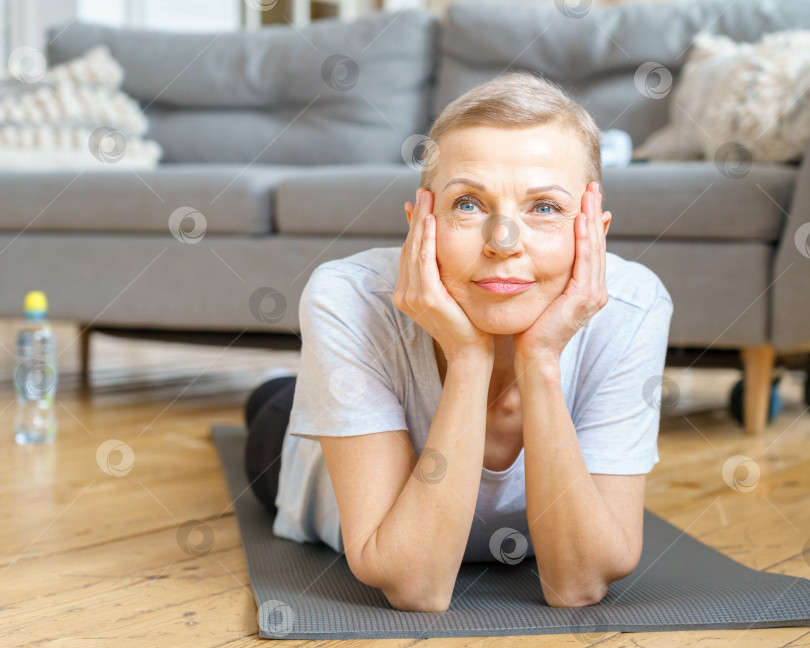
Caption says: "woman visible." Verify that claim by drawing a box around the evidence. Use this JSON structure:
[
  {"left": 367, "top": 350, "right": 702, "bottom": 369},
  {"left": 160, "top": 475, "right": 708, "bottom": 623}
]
[{"left": 243, "top": 71, "right": 674, "bottom": 611}]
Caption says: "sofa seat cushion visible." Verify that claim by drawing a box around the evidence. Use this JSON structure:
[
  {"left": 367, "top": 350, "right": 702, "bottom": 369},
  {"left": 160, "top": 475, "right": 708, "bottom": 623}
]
[
  {"left": 600, "top": 161, "right": 797, "bottom": 241},
  {"left": 0, "top": 163, "right": 310, "bottom": 235},
  {"left": 275, "top": 163, "right": 421, "bottom": 237},
  {"left": 274, "top": 161, "right": 797, "bottom": 241}
]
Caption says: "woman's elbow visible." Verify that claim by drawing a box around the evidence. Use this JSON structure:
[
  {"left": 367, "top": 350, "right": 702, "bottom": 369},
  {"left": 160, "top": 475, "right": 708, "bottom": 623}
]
[
  {"left": 383, "top": 582, "right": 452, "bottom": 612},
  {"left": 544, "top": 582, "right": 610, "bottom": 608}
]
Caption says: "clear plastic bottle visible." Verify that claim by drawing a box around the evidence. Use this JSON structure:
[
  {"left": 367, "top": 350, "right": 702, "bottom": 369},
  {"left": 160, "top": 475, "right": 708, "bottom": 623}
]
[{"left": 14, "top": 290, "right": 58, "bottom": 444}]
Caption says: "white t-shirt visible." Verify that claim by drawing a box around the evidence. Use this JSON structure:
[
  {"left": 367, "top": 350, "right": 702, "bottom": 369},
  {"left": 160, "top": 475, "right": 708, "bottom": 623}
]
[{"left": 273, "top": 246, "right": 674, "bottom": 562}]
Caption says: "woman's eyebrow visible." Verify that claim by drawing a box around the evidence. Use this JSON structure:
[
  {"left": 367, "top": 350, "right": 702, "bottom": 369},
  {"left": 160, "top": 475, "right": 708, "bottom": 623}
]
[{"left": 442, "top": 177, "right": 573, "bottom": 198}]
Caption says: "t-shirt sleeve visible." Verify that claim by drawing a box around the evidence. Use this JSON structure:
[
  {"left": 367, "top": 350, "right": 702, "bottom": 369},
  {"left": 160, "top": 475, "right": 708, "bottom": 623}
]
[
  {"left": 286, "top": 265, "right": 409, "bottom": 442},
  {"left": 574, "top": 292, "right": 674, "bottom": 475}
]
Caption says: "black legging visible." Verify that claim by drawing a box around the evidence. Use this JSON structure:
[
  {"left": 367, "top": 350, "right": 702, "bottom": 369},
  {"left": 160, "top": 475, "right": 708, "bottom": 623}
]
[{"left": 243, "top": 375, "right": 297, "bottom": 518}]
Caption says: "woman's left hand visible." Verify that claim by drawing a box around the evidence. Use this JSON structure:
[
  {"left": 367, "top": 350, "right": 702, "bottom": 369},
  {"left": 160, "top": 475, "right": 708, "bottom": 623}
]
[{"left": 513, "top": 181, "right": 611, "bottom": 366}]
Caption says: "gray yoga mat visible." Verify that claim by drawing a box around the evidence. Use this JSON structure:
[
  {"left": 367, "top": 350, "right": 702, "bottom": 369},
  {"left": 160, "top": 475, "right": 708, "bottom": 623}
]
[{"left": 212, "top": 424, "right": 810, "bottom": 640}]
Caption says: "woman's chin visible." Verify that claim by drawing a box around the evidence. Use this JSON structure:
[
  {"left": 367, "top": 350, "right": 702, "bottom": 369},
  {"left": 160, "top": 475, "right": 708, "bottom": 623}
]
[
  {"left": 468, "top": 310, "right": 542, "bottom": 336},
  {"left": 455, "top": 291, "right": 552, "bottom": 335},
  {"left": 480, "top": 324, "right": 533, "bottom": 335}
]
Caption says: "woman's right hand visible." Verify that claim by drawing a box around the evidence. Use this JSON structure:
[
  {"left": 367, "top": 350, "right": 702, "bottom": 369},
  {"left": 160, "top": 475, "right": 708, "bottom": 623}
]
[{"left": 393, "top": 187, "right": 494, "bottom": 364}]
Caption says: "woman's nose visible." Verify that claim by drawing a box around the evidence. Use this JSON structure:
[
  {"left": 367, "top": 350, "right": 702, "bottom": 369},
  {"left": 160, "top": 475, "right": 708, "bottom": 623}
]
[{"left": 483, "top": 214, "right": 523, "bottom": 253}]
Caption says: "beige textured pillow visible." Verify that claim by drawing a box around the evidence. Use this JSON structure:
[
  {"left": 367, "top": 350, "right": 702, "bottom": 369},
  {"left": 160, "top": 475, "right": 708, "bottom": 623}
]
[
  {"left": 0, "top": 45, "right": 163, "bottom": 170},
  {"left": 634, "top": 29, "right": 810, "bottom": 164}
]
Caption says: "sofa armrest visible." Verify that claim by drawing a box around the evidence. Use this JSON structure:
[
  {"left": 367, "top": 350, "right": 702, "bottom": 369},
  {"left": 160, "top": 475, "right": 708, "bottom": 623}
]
[{"left": 772, "top": 137, "right": 810, "bottom": 352}]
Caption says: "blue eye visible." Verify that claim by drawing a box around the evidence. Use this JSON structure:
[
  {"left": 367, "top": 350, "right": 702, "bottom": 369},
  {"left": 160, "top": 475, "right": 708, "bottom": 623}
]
[
  {"left": 535, "top": 202, "right": 558, "bottom": 214},
  {"left": 452, "top": 195, "right": 561, "bottom": 214}
]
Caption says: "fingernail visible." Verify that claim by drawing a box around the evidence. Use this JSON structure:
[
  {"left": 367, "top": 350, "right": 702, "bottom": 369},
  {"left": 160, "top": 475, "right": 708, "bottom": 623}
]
[{"left": 416, "top": 190, "right": 422, "bottom": 206}]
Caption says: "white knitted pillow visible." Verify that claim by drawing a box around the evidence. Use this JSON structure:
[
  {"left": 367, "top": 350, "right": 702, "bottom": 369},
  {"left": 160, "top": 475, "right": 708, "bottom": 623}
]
[
  {"left": 0, "top": 45, "right": 162, "bottom": 170},
  {"left": 633, "top": 29, "right": 810, "bottom": 164}
]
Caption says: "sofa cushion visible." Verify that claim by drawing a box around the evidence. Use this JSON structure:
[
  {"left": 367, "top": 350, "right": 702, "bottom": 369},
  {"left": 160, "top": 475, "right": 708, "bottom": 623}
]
[
  {"left": 634, "top": 29, "right": 810, "bottom": 164},
  {"left": 0, "top": 164, "right": 311, "bottom": 235},
  {"left": 432, "top": 0, "right": 810, "bottom": 149},
  {"left": 273, "top": 161, "right": 796, "bottom": 242},
  {"left": 0, "top": 45, "right": 164, "bottom": 170},
  {"left": 45, "top": 10, "right": 440, "bottom": 165},
  {"left": 275, "top": 163, "right": 421, "bottom": 236},
  {"left": 599, "top": 161, "right": 797, "bottom": 241}
]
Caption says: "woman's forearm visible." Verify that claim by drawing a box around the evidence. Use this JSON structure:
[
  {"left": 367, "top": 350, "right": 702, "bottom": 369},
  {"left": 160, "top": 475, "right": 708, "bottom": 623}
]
[
  {"left": 368, "top": 352, "right": 493, "bottom": 610},
  {"left": 517, "top": 355, "right": 634, "bottom": 607}
]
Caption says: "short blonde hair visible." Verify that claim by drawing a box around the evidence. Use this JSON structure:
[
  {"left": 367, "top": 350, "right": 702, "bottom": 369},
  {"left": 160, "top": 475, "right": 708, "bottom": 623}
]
[{"left": 419, "top": 70, "right": 602, "bottom": 199}]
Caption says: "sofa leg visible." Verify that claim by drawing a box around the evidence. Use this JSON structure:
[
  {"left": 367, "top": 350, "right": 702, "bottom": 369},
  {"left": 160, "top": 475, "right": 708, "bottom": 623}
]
[
  {"left": 79, "top": 325, "right": 92, "bottom": 390},
  {"left": 740, "top": 344, "right": 775, "bottom": 435}
]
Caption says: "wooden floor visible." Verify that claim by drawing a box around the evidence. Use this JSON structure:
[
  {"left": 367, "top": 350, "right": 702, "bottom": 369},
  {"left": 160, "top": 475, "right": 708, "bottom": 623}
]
[{"left": 1, "top": 320, "right": 809, "bottom": 647}]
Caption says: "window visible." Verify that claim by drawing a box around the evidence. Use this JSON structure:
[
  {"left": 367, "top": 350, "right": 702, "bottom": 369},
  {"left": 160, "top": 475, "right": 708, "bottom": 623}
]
[{"left": 76, "top": 0, "right": 242, "bottom": 31}]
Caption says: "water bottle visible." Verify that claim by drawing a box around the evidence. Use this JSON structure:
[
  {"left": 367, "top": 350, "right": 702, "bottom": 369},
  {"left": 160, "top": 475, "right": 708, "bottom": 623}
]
[{"left": 14, "top": 290, "right": 58, "bottom": 444}]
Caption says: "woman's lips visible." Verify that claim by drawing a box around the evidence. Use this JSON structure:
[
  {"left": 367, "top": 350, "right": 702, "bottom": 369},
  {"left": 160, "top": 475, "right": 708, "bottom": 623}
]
[{"left": 473, "top": 281, "right": 535, "bottom": 295}]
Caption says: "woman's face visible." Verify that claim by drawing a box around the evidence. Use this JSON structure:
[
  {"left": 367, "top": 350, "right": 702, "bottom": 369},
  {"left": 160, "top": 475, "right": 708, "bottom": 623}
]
[{"left": 425, "top": 123, "right": 588, "bottom": 335}]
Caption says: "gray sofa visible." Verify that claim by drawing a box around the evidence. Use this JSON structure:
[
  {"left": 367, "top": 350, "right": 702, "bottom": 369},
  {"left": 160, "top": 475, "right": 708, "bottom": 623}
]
[{"left": 1, "top": 0, "right": 808, "bottom": 434}]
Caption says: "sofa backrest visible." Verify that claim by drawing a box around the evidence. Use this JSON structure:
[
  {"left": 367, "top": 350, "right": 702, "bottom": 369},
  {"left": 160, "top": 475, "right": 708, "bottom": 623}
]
[
  {"left": 45, "top": 0, "right": 810, "bottom": 165},
  {"left": 46, "top": 10, "right": 440, "bottom": 165},
  {"left": 432, "top": 0, "right": 810, "bottom": 148}
]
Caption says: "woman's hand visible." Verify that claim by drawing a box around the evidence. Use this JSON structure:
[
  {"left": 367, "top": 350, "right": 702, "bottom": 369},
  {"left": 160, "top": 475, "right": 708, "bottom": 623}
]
[
  {"left": 394, "top": 187, "right": 494, "bottom": 363},
  {"left": 513, "top": 182, "right": 611, "bottom": 366}
]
